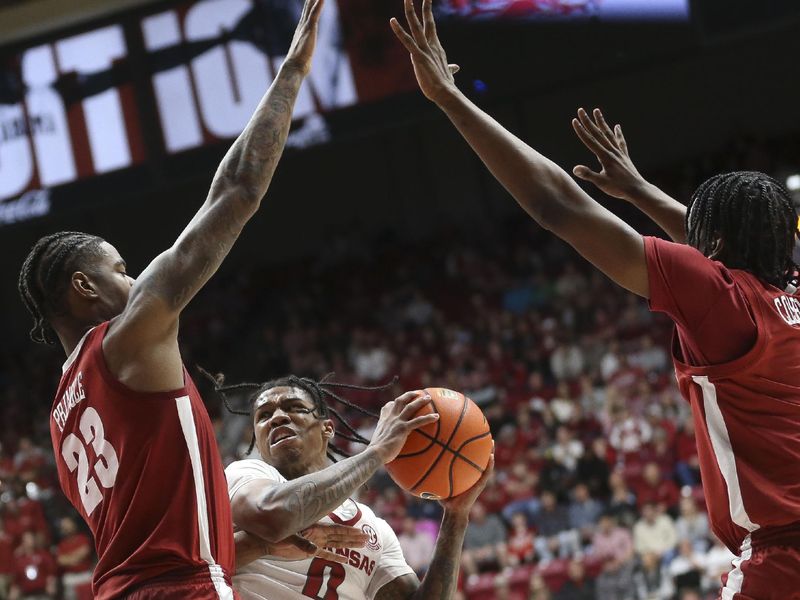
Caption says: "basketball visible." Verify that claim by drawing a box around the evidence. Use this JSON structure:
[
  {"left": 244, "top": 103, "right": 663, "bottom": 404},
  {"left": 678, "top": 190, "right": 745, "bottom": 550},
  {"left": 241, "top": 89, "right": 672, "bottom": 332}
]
[{"left": 386, "top": 388, "right": 493, "bottom": 500}]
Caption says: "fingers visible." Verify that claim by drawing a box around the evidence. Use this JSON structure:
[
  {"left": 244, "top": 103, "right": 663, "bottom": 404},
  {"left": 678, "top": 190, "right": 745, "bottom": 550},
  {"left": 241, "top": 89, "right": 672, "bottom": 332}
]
[
  {"left": 408, "top": 412, "right": 439, "bottom": 430},
  {"left": 404, "top": 0, "right": 427, "bottom": 48},
  {"left": 448, "top": 64, "right": 460, "bottom": 75},
  {"left": 572, "top": 165, "right": 602, "bottom": 183},
  {"left": 422, "top": 0, "right": 438, "bottom": 44},
  {"left": 311, "top": 524, "right": 369, "bottom": 548},
  {"left": 309, "top": 0, "right": 325, "bottom": 25},
  {"left": 572, "top": 118, "right": 607, "bottom": 158},
  {"left": 577, "top": 108, "right": 615, "bottom": 153},
  {"left": 390, "top": 17, "right": 419, "bottom": 53},
  {"left": 315, "top": 548, "right": 349, "bottom": 564},
  {"left": 398, "top": 394, "right": 433, "bottom": 419},
  {"left": 395, "top": 390, "right": 427, "bottom": 405},
  {"left": 592, "top": 108, "right": 617, "bottom": 146},
  {"left": 614, "top": 124, "right": 629, "bottom": 153}
]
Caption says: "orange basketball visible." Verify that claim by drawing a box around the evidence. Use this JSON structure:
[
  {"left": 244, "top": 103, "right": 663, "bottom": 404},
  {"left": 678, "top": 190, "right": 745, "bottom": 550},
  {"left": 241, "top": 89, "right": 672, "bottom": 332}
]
[{"left": 386, "top": 387, "right": 493, "bottom": 500}]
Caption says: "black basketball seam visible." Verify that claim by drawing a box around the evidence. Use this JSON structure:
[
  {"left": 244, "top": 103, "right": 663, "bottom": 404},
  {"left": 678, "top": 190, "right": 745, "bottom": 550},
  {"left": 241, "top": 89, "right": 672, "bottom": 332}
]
[
  {"left": 392, "top": 422, "right": 491, "bottom": 470},
  {"left": 396, "top": 398, "right": 442, "bottom": 459},
  {"left": 409, "top": 392, "right": 470, "bottom": 494}
]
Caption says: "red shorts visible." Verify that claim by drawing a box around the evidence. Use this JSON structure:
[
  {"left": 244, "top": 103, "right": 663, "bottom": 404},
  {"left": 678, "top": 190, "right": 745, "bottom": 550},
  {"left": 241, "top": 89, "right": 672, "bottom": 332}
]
[
  {"left": 123, "top": 574, "right": 238, "bottom": 600},
  {"left": 720, "top": 544, "right": 800, "bottom": 599}
]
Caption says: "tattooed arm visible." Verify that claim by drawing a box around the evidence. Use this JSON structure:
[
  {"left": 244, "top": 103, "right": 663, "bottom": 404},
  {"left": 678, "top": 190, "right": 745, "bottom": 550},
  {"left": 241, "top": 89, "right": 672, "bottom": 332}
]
[
  {"left": 103, "top": 0, "right": 324, "bottom": 392},
  {"left": 232, "top": 392, "right": 438, "bottom": 543},
  {"left": 374, "top": 457, "right": 493, "bottom": 600}
]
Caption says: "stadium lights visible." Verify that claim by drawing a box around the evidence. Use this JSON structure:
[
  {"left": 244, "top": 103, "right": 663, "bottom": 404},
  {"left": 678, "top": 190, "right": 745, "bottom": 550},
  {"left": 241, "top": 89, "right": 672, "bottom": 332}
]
[{"left": 787, "top": 174, "right": 800, "bottom": 191}]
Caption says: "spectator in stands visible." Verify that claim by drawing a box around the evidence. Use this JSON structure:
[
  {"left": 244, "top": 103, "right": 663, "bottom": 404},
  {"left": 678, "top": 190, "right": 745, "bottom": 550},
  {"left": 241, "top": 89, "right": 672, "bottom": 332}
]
[
  {"left": 607, "top": 404, "right": 653, "bottom": 455},
  {"left": 55, "top": 516, "right": 93, "bottom": 600},
  {"left": 501, "top": 460, "right": 540, "bottom": 523},
  {"left": 9, "top": 531, "right": 56, "bottom": 600},
  {"left": 629, "top": 334, "right": 668, "bottom": 373},
  {"left": 591, "top": 513, "right": 636, "bottom": 600},
  {"left": 633, "top": 462, "right": 680, "bottom": 511},
  {"left": 633, "top": 550, "right": 668, "bottom": 600},
  {"left": 568, "top": 483, "right": 603, "bottom": 544},
  {"left": 666, "top": 539, "right": 705, "bottom": 597},
  {"left": 674, "top": 416, "right": 701, "bottom": 487},
  {"left": 553, "top": 559, "right": 594, "bottom": 600},
  {"left": 549, "top": 338, "right": 584, "bottom": 381},
  {"left": 675, "top": 497, "right": 710, "bottom": 552},
  {"left": 575, "top": 437, "right": 611, "bottom": 499},
  {"left": 607, "top": 470, "right": 639, "bottom": 528},
  {"left": 549, "top": 426, "right": 583, "bottom": 472},
  {"left": 461, "top": 501, "right": 510, "bottom": 577},
  {"left": 532, "top": 490, "right": 578, "bottom": 561},
  {"left": 507, "top": 512, "right": 536, "bottom": 565},
  {"left": 633, "top": 503, "right": 678, "bottom": 560},
  {"left": 396, "top": 516, "right": 435, "bottom": 578}
]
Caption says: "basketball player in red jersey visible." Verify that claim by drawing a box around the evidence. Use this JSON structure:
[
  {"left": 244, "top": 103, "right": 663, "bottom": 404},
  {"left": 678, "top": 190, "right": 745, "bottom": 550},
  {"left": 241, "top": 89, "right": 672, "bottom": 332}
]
[
  {"left": 15, "top": 0, "right": 327, "bottom": 597},
  {"left": 392, "top": 2, "right": 800, "bottom": 598}
]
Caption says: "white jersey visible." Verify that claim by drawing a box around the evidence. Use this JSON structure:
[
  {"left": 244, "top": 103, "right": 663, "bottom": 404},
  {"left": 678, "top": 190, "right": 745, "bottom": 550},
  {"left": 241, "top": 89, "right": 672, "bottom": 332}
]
[{"left": 226, "top": 459, "right": 416, "bottom": 600}]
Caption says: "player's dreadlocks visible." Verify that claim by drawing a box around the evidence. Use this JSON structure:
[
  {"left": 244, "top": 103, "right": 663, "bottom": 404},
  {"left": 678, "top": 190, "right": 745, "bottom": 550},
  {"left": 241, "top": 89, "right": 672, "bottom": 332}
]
[
  {"left": 686, "top": 171, "right": 798, "bottom": 289},
  {"left": 199, "top": 368, "right": 388, "bottom": 462},
  {"left": 18, "top": 232, "right": 105, "bottom": 345}
]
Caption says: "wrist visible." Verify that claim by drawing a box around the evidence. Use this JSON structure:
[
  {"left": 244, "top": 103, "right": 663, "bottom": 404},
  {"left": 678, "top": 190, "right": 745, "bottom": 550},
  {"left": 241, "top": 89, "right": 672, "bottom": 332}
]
[
  {"left": 280, "top": 58, "right": 310, "bottom": 77},
  {"left": 442, "top": 509, "right": 470, "bottom": 527},
  {"left": 623, "top": 179, "right": 656, "bottom": 203},
  {"left": 364, "top": 444, "right": 390, "bottom": 465},
  {"left": 433, "top": 84, "right": 466, "bottom": 112}
]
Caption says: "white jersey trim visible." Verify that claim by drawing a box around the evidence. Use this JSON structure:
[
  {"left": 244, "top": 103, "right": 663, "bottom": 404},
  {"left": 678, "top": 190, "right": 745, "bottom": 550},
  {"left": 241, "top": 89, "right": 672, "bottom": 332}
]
[
  {"left": 61, "top": 327, "right": 94, "bottom": 374},
  {"left": 176, "top": 396, "right": 233, "bottom": 600},
  {"left": 721, "top": 534, "right": 752, "bottom": 600},
  {"left": 693, "top": 376, "right": 760, "bottom": 533}
]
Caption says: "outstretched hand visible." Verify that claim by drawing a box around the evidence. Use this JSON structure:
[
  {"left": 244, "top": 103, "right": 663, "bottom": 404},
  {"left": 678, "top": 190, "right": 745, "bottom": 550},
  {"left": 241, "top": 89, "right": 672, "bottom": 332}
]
[
  {"left": 284, "top": 0, "right": 325, "bottom": 75},
  {"left": 390, "top": 0, "right": 460, "bottom": 104},
  {"left": 572, "top": 108, "right": 647, "bottom": 201}
]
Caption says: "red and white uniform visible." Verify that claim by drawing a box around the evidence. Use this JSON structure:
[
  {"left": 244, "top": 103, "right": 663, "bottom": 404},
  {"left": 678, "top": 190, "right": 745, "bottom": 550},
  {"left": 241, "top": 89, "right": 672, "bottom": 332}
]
[
  {"left": 50, "top": 322, "right": 236, "bottom": 599},
  {"left": 226, "top": 459, "right": 416, "bottom": 600},
  {"left": 646, "top": 237, "right": 800, "bottom": 599}
]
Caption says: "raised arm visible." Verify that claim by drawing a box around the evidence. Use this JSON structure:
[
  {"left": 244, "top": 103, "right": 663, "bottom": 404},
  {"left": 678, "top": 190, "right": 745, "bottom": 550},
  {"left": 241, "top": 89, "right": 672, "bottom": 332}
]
[
  {"left": 374, "top": 457, "right": 494, "bottom": 600},
  {"left": 104, "top": 0, "right": 324, "bottom": 390},
  {"left": 572, "top": 108, "right": 687, "bottom": 243},
  {"left": 232, "top": 392, "right": 438, "bottom": 543},
  {"left": 390, "top": 0, "right": 649, "bottom": 298}
]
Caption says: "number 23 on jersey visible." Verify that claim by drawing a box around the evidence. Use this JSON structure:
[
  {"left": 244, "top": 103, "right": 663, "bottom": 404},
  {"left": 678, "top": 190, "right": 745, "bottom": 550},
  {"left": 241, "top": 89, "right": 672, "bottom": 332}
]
[{"left": 60, "top": 407, "right": 120, "bottom": 515}]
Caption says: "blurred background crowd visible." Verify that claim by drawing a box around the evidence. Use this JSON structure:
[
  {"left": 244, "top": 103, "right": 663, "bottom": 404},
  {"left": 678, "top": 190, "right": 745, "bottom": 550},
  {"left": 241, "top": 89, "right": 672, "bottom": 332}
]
[{"left": 3, "top": 131, "right": 798, "bottom": 599}]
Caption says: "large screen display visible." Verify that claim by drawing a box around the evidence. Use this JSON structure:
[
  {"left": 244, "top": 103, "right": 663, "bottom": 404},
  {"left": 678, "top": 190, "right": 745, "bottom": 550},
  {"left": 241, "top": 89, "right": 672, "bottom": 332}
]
[
  {"left": 0, "top": 0, "right": 416, "bottom": 221},
  {"left": 436, "top": 0, "right": 690, "bottom": 21}
]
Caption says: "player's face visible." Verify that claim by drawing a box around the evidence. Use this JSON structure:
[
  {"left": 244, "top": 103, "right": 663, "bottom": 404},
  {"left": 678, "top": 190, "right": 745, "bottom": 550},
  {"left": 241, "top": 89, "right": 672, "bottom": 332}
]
[
  {"left": 85, "top": 242, "right": 135, "bottom": 319},
  {"left": 252, "top": 386, "right": 333, "bottom": 477}
]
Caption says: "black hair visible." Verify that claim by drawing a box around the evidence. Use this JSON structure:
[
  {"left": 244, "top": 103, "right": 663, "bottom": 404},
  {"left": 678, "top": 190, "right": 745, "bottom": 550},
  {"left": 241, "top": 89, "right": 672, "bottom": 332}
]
[
  {"left": 686, "top": 171, "right": 798, "bottom": 289},
  {"left": 199, "top": 367, "right": 391, "bottom": 462},
  {"left": 18, "top": 232, "right": 106, "bottom": 345}
]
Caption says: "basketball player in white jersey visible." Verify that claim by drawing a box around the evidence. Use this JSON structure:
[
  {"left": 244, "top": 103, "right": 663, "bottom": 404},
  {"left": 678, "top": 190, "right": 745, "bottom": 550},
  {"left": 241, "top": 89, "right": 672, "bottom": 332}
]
[{"left": 219, "top": 374, "right": 494, "bottom": 599}]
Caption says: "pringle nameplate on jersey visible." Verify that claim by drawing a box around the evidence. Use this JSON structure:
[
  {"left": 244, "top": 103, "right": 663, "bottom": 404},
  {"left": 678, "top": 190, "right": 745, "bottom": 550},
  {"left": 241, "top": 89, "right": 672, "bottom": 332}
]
[{"left": 53, "top": 372, "right": 86, "bottom": 432}]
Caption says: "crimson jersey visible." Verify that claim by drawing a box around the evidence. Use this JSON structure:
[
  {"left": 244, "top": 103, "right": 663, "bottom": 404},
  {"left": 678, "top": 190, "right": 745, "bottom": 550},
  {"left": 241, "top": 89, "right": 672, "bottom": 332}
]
[
  {"left": 50, "top": 322, "right": 235, "bottom": 599},
  {"left": 645, "top": 237, "right": 800, "bottom": 555}
]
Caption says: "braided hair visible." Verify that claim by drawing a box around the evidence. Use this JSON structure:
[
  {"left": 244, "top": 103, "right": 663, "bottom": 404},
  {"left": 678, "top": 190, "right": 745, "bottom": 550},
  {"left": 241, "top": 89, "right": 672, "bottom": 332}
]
[
  {"left": 18, "top": 232, "right": 105, "bottom": 345},
  {"left": 199, "top": 368, "right": 389, "bottom": 462},
  {"left": 686, "top": 171, "right": 798, "bottom": 289}
]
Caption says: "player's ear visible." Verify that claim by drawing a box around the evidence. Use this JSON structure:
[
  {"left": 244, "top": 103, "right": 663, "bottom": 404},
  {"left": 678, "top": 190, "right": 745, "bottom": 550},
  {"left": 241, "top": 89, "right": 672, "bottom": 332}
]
[
  {"left": 322, "top": 420, "right": 335, "bottom": 440},
  {"left": 71, "top": 271, "right": 98, "bottom": 300}
]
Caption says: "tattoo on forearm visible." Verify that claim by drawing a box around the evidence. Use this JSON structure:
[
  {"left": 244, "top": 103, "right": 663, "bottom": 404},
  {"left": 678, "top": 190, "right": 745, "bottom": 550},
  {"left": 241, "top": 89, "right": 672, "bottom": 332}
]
[
  {"left": 280, "top": 450, "right": 383, "bottom": 533},
  {"left": 411, "top": 514, "right": 466, "bottom": 599},
  {"left": 149, "top": 65, "right": 306, "bottom": 311}
]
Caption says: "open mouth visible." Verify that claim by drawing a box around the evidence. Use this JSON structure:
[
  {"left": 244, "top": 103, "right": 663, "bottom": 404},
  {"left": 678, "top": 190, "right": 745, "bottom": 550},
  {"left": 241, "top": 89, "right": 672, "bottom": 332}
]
[{"left": 269, "top": 427, "right": 297, "bottom": 448}]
